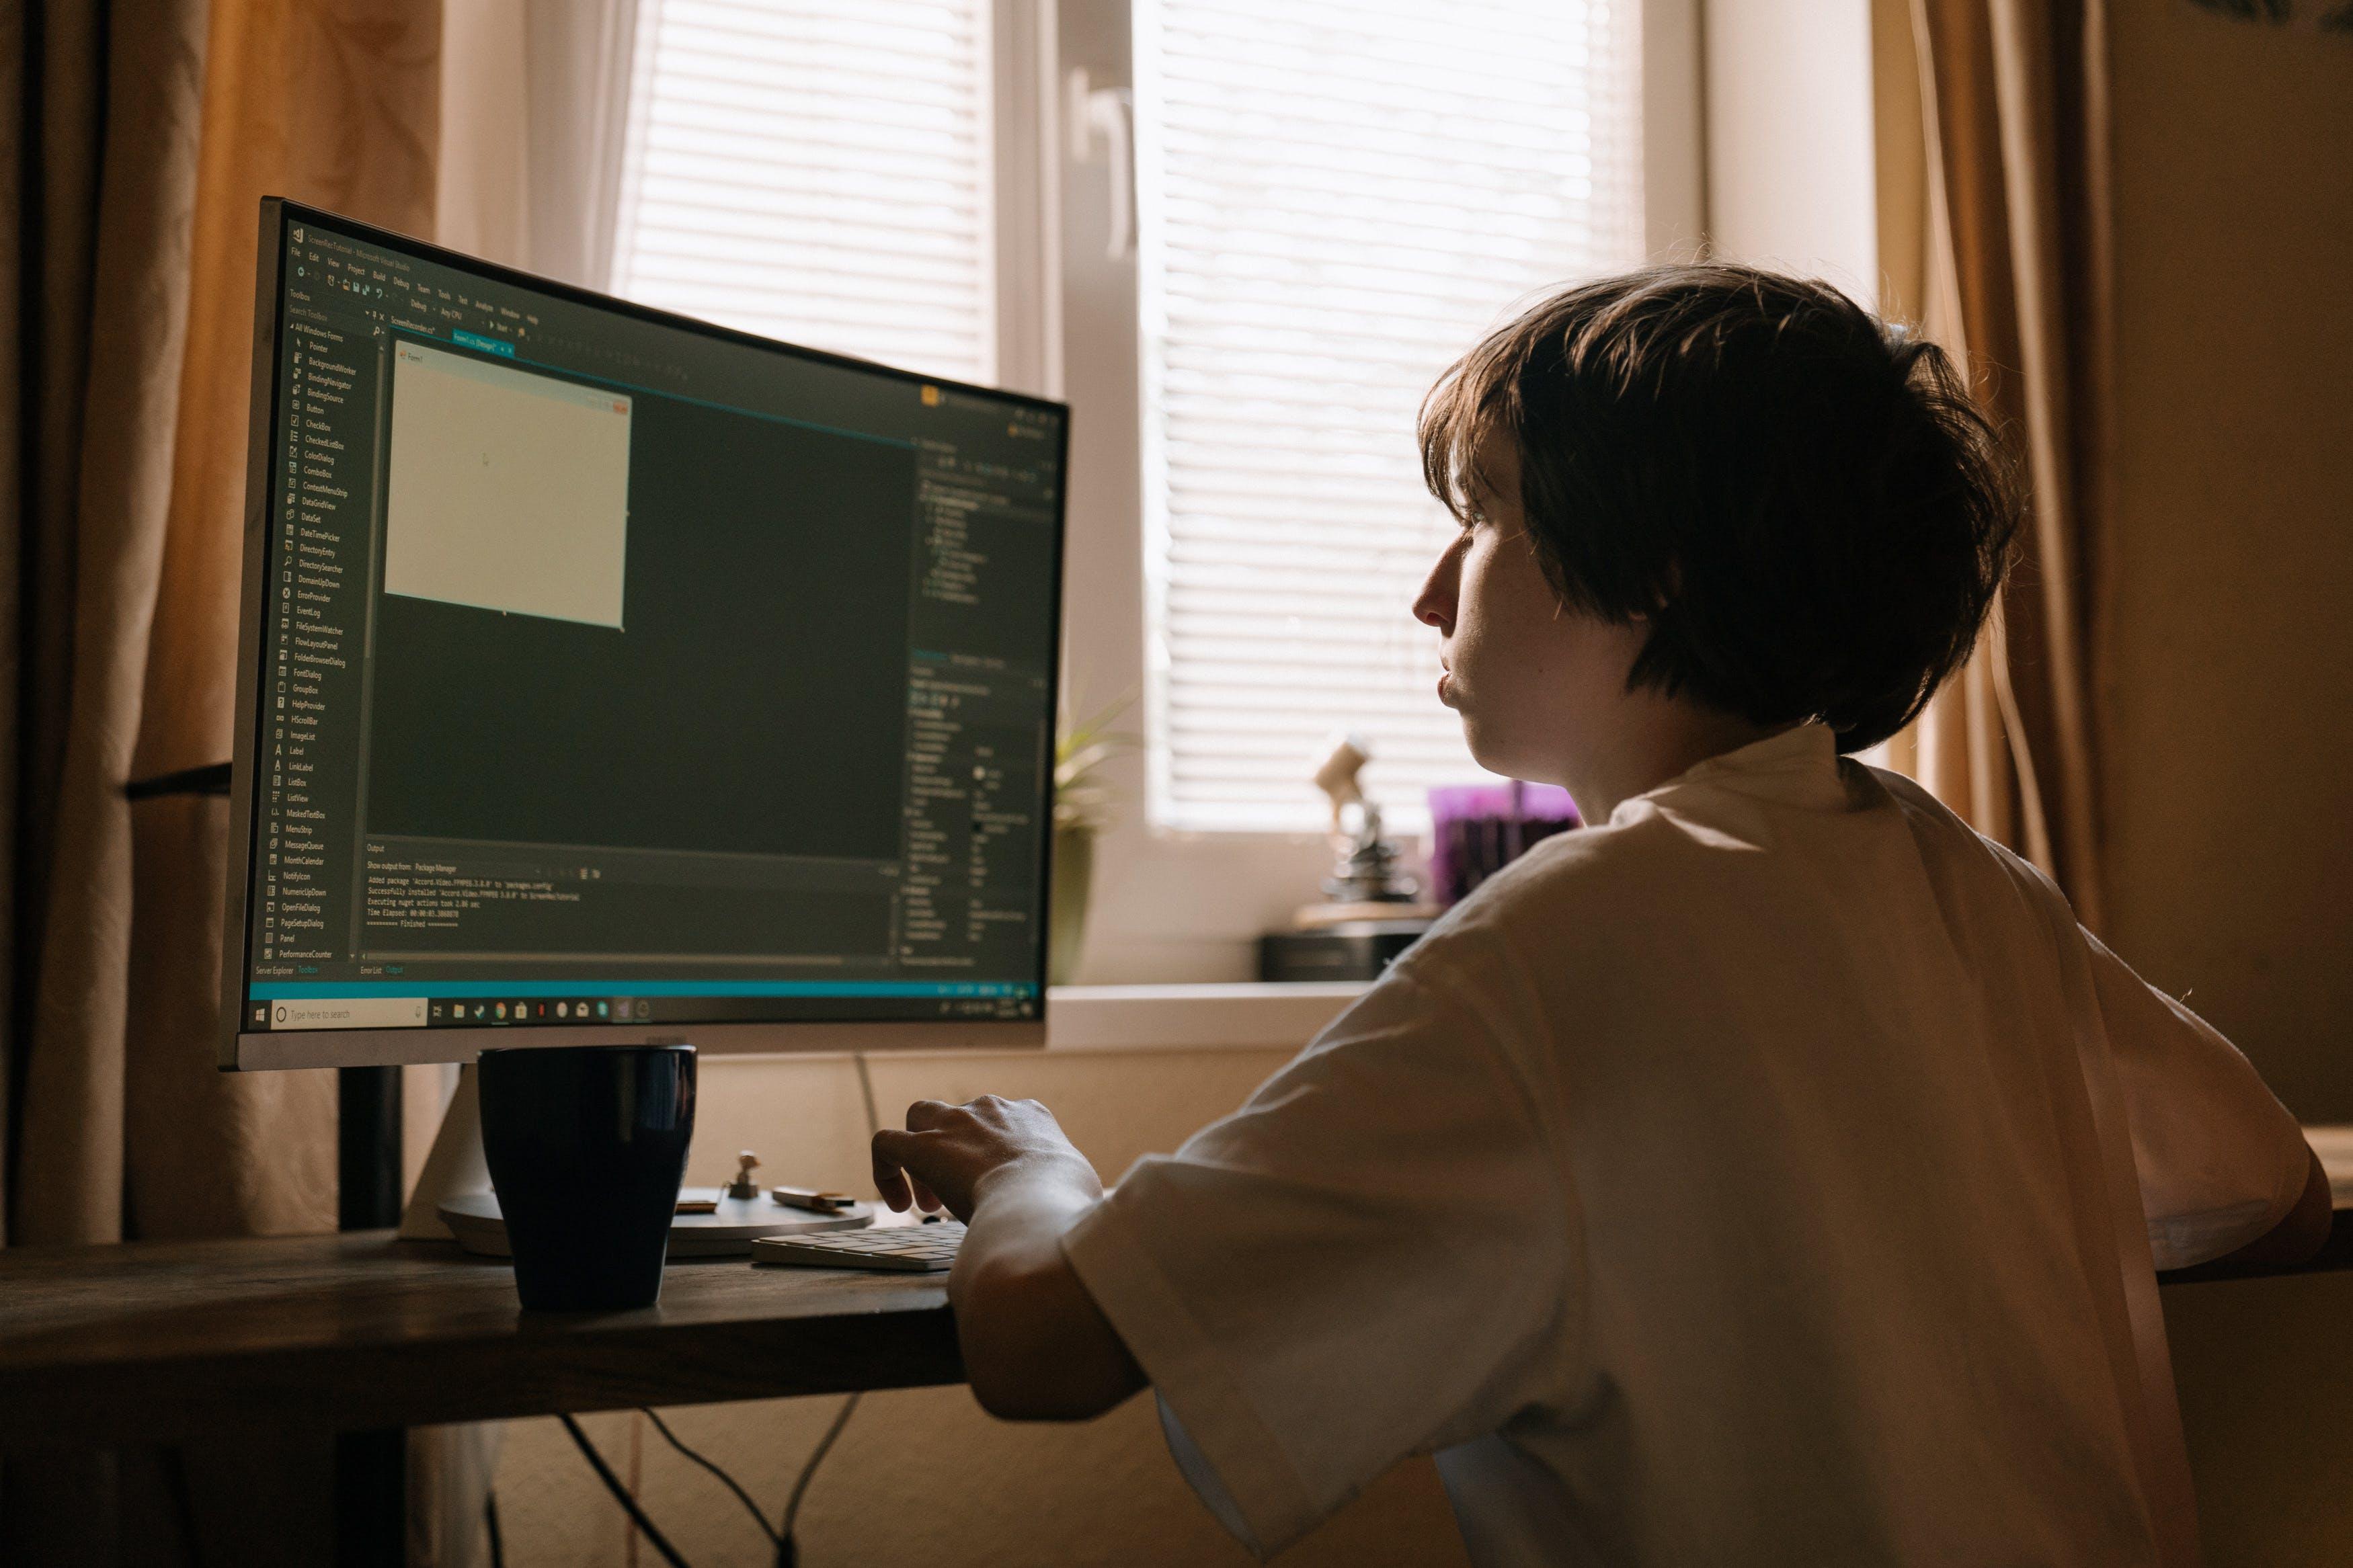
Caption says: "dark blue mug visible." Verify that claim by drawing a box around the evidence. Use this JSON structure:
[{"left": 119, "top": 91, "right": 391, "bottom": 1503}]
[{"left": 477, "top": 1044, "right": 696, "bottom": 1311}]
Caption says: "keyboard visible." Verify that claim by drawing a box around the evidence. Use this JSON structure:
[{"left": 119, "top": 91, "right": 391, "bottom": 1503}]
[{"left": 752, "top": 1220, "right": 965, "bottom": 1273}]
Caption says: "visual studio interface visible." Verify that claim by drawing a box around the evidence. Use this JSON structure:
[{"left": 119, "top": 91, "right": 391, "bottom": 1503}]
[{"left": 248, "top": 214, "right": 1063, "bottom": 1032}]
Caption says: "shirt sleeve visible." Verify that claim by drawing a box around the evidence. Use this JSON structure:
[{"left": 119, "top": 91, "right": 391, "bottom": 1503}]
[
  {"left": 1059, "top": 956, "right": 1574, "bottom": 1558},
  {"left": 2083, "top": 929, "right": 2312, "bottom": 1269}
]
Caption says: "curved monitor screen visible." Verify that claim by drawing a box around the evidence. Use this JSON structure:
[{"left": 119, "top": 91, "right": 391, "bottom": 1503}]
[{"left": 229, "top": 202, "right": 1064, "bottom": 1060}]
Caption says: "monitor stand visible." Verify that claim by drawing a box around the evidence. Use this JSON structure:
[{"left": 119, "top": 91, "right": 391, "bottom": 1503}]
[
  {"left": 395, "top": 1063, "right": 873, "bottom": 1252},
  {"left": 398, "top": 1063, "right": 494, "bottom": 1241}
]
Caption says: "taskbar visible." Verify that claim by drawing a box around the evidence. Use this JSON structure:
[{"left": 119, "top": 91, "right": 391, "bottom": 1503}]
[{"left": 243, "top": 979, "right": 1039, "bottom": 1033}]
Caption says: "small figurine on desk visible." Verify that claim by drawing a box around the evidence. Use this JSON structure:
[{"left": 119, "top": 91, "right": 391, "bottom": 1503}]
[
  {"left": 1260, "top": 735, "right": 1440, "bottom": 981},
  {"left": 724, "top": 1150, "right": 762, "bottom": 1201}
]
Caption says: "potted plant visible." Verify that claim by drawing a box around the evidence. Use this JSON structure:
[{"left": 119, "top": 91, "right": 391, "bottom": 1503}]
[{"left": 1049, "top": 700, "right": 1135, "bottom": 986}]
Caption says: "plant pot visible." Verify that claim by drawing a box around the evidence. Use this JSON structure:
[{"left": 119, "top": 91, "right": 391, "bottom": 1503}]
[{"left": 1048, "top": 825, "right": 1095, "bottom": 987}]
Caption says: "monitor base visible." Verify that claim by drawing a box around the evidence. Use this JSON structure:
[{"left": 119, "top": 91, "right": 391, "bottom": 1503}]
[
  {"left": 437, "top": 1190, "right": 873, "bottom": 1258},
  {"left": 395, "top": 1062, "right": 877, "bottom": 1253},
  {"left": 397, "top": 1063, "right": 493, "bottom": 1241}
]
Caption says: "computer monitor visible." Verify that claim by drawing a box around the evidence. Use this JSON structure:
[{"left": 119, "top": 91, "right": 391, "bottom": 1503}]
[{"left": 220, "top": 199, "right": 1068, "bottom": 1071}]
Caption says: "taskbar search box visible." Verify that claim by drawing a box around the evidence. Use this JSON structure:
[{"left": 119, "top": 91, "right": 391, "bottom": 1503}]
[{"left": 261, "top": 996, "right": 429, "bottom": 1031}]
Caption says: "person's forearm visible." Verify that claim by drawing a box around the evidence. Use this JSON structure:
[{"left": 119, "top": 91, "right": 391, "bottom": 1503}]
[{"left": 950, "top": 1164, "right": 1145, "bottom": 1420}]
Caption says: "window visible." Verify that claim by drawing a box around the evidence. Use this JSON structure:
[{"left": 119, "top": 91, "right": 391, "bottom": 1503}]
[
  {"left": 611, "top": 0, "right": 998, "bottom": 384},
  {"left": 593, "top": 0, "right": 1697, "bottom": 979},
  {"left": 1138, "top": 0, "right": 1647, "bottom": 831}
]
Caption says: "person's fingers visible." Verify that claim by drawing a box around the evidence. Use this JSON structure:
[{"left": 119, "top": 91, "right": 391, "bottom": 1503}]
[
  {"left": 904, "top": 1098, "right": 956, "bottom": 1132},
  {"left": 871, "top": 1128, "right": 919, "bottom": 1212},
  {"left": 910, "top": 1174, "right": 942, "bottom": 1212}
]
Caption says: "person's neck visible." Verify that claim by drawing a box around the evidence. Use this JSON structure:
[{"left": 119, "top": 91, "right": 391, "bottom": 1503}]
[{"left": 1559, "top": 703, "right": 1791, "bottom": 824}]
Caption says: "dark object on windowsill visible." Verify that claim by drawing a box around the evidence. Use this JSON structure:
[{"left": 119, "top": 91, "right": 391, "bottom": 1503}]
[{"left": 1259, "top": 921, "right": 1432, "bottom": 983}]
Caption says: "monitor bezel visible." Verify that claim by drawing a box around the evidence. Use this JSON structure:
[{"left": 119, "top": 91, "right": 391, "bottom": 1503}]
[{"left": 221, "top": 197, "right": 1067, "bottom": 1070}]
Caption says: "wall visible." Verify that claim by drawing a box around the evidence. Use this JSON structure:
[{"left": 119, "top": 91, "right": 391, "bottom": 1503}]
[
  {"left": 1702, "top": 0, "right": 1881, "bottom": 305},
  {"left": 481, "top": 1039, "right": 1473, "bottom": 1567},
  {"left": 2100, "top": 2, "right": 2353, "bottom": 1122},
  {"left": 2104, "top": 7, "right": 2353, "bottom": 1565},
  {"left": 2167, "top": 1268, "right": 2353, "bottom": 1566}
]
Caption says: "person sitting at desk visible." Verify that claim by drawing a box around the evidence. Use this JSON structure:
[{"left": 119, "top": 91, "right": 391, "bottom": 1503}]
[{"left": 869, "top": 265, "right": 2329, "bottom": 1567}]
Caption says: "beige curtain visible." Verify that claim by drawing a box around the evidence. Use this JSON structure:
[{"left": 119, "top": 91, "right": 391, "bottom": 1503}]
[
  {"left": 13, "top": 0, "right": 440, "bottom": 1247},
  {"left": 1875, "top": 0, "right": 2112, "bottom": 930},
  {"left": 5, "top": 0, "right": 439, "bottom": 1561},
  {"left": 5, "top": 0, "right": 210, "bottom": 1251}
]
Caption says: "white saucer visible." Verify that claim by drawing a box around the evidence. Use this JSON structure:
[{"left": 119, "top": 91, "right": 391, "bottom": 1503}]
[{"left": 438, "top": 1188, "right": 875, "bottom": 1259}]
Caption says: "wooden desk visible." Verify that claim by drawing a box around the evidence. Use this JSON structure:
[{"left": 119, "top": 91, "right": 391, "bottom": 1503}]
[
  {"left": 0, "top": 1231, "right": 959, "bottom": 1452},
  {"left": 5, "top": 1198, "right": 2348, "bottom": 1454}
]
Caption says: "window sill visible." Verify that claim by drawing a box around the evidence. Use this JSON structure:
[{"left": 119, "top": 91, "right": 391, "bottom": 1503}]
[{"left": 1045, "top": 983, "right": 1365, "bottom": 1052}]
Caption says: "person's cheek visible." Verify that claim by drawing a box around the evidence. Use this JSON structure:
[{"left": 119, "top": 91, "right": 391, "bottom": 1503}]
[{"left": 1453, "top": 549, "right": 1502, "bottom": 720}]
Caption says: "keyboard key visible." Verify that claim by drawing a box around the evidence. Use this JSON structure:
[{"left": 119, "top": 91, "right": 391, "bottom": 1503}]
[{"left": 752, "top": 1221, "right": 966, "bottom": 1272}]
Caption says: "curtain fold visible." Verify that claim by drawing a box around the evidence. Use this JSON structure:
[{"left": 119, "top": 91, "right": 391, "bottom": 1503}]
[
  {"left": 1, "top": 1, "right": 108, "bottom": 1222},
  {"left": 11, "top": 0, "right": 444, "bottom": 1253},
  {"left": 1884, "top": 0, "right": 2113, "bottom": 930},
  {"left": 11, "top": 0, "right": 213, "bottom": 1250},
  {"left": 6, "top": 1, "right": 441, "bottom": 1562}
]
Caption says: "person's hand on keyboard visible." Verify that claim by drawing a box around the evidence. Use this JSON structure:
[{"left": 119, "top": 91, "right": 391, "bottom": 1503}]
[
  {"left": 870, "top": 1094, "right": 1103, "bottom": 1220},
  {"left": 867, "top": 1096, "right": 1142, "bottom": 1417}
]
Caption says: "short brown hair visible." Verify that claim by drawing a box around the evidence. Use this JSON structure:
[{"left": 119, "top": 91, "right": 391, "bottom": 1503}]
[{"left": 1419, "top": 264, "right": 2019, "bottom": 752}]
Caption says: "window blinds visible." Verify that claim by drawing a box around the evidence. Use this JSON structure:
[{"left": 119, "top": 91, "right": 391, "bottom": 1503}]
[
  {"left": 1140, "top": 0, "right": 1644, "bottom": 831},
  {"left": 610, "top": 0, "right": 995, "bottom": 385}
]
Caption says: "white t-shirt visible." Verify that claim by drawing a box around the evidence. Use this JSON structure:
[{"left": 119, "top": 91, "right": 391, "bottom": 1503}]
[{"left": 1062, "top": 725, "right": 2308, "bottom": 1567}]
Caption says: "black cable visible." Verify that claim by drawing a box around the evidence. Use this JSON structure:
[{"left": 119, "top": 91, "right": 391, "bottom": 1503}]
[
  {"left": 780, "top": 1393, "right": 863, "bottom": 1566},
  {"left": 764, "top": 1052, "right": 889, "bottom": 1564},
  {"left": 639, "top": 1407, "right": 781, "bottom": 1548},
  {"left": 616, "top": 1069, "right": 882, "bottom": 1568},
  {"left": 484, "top": 1490, "right": 506, "bottom": 1568},
  {"left": 558, "top": 1413, "right": 692, "bottom": 1568}
]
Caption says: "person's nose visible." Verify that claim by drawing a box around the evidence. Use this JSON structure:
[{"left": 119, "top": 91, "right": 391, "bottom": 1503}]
[{"left": 1414, "top": 536, "right": 1464, "bottom": 636}]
